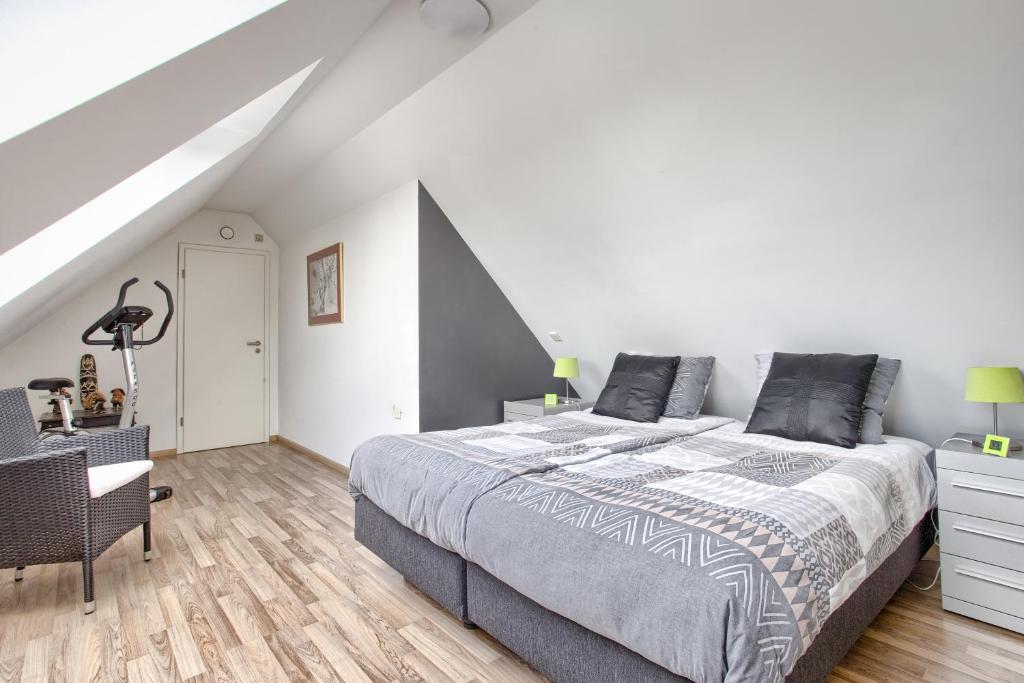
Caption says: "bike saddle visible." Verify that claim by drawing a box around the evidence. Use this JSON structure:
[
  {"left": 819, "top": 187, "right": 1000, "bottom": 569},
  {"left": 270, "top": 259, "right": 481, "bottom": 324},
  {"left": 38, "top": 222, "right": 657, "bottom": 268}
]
[{"left": 28, "top": 377, "right": 75, "bottom": 391}]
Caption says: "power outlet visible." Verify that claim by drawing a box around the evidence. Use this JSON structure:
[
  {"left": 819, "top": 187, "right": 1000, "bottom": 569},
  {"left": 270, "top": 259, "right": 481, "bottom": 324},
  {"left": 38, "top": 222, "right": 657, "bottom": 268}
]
[{"left": 391, "top": 404, "right": 402, "bottom": 420}]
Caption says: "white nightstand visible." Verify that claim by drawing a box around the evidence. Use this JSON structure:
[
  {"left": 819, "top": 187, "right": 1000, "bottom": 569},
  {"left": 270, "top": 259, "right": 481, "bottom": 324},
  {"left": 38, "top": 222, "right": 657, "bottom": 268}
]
[
  {"left": 503, "top": 398, "right": 594, "bottom": 423},
  {"left": 937, "top": 432, "right": 1024, "bottom": 634}
]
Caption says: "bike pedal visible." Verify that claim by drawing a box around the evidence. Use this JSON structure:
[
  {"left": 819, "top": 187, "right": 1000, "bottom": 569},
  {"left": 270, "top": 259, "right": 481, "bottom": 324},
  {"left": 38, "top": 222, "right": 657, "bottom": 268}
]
[{"left": 149, "top": 485, "right": 173, "bottom": 503}]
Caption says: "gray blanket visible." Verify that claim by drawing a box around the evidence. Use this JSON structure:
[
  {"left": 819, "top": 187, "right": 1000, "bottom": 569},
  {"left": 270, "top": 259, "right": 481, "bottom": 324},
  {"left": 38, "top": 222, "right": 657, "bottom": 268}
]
[
  {"left": 349, "top": 412, "right": 732, "bottom": 555},
  {"left": 465, "top": 425, "right": 936, "bottom": 683}
]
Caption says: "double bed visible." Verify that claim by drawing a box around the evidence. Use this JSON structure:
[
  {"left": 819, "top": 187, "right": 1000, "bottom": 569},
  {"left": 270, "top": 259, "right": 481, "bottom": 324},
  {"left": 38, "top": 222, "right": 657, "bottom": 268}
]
[{"left": 350, "top": 410, "right": 936, "bottom": 682}]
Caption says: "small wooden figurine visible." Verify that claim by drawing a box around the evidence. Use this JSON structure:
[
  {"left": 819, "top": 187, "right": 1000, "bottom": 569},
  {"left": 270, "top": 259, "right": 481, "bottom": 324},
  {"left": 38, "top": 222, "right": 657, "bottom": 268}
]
[
  {"left": 80, "top": 354, "right": 98, "bottom": 403},
  {"left": 83, "top": 390, "right": 107, "bottom": 411},
  {"left": 110, "top": 388, "right": 126, "bottom": 410}
]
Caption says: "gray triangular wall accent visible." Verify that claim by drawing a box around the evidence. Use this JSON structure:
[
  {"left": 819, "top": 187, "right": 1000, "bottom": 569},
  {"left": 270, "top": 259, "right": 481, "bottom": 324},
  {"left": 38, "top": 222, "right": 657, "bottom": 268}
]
[{"left": 418, "top": 182, "right": 572, "bottom": 431}]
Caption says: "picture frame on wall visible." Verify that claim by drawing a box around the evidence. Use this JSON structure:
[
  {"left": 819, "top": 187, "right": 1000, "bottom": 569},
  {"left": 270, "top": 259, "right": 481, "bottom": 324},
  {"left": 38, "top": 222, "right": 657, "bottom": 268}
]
[{"left": 307, "top": 242, "right": 344, "bottom": 325}]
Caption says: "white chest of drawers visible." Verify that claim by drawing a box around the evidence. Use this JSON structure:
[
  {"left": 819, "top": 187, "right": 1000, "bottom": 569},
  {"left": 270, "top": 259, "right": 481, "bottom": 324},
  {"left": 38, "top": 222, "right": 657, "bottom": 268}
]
[{"left": 937, "top": 433, "right": 1024, "bottom": 634}]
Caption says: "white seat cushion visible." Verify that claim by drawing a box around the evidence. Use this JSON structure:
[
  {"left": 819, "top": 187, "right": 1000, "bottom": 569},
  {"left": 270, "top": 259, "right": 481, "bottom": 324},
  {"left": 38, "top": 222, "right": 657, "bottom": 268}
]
[{"left": 87, "top": 460, "right": 154, "bottom": 499}]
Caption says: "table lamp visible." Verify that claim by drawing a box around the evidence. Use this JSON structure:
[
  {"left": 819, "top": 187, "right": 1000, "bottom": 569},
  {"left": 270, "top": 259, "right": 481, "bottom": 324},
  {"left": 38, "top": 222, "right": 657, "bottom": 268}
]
[
  {"left": 965, "top": 366, "right": 1024, "bottom": 451},
  {"left": 553, "top": 357, "right": 579, "bottom": 404}
]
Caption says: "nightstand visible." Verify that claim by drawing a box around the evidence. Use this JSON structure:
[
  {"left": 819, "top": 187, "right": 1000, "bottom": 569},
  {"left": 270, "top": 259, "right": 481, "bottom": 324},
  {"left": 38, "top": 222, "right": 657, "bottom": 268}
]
[
  {"left": 937, "top": 432, "right": 1024, "bottom": 634},
  {"left": 503, "top": 398, "right": 594, "bottom": 423}
]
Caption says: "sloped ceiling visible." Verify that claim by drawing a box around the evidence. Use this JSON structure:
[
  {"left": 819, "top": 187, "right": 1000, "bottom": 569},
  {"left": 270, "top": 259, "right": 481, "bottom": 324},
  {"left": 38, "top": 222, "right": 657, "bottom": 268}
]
[
  {"left": 208, "top": 0, "right": 540, "bottom": 213},
  {"left": 0, "top": 0, "right": 286, "bottom": 144},
  {"left": 0, "top": 0, "right": 389, "bottom": 346},
  {"left": 0, "top": 0, "right": 386, "bottom": 256},
  {"left": 247, "top": 0, "right": 1024, "bottom": 444},
  {"left": 0, "top": 144, "right": 250, "bottom": 349}
]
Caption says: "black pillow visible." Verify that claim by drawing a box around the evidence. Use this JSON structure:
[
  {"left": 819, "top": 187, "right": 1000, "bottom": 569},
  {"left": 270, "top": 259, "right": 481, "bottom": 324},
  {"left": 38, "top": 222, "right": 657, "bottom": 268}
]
[
  {"left": 745, "top": 352, "right": 878, "bottom": 448},
  {"left": 593, "top": 353, "right": 680, "bottom": 422}
]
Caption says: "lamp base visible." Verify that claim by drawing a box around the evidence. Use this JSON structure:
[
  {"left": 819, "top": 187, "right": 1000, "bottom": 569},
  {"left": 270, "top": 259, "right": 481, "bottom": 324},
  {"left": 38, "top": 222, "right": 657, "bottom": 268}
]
[{"left": 968, "top": 433, "right": 1023, "bottom": 452}]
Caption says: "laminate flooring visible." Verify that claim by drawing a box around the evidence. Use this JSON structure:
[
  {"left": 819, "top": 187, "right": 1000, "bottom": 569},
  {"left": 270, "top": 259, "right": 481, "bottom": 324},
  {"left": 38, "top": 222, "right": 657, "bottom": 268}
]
[{"left": 2, "top": 442, "right": 1022, "bottom": 682}]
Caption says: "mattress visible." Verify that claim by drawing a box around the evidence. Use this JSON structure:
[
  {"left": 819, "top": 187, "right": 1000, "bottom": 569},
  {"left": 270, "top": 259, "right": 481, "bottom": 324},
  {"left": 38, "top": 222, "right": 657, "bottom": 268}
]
[
  {"left": 463, "top": 422, "right": 937, "bottom": 683},
  {"left": 348, "top": 411, "right": 732, "bottom": 556}
]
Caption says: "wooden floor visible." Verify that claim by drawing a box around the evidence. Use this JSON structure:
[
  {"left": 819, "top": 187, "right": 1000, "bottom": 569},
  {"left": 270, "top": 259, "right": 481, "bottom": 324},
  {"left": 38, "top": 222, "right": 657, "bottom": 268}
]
[{"left": 1, "top": 443, "right": 1023, "bottom": 683}]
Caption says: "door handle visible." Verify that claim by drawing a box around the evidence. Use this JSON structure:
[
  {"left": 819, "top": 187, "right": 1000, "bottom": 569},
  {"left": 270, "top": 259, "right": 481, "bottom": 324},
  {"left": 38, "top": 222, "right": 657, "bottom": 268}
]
[{"left": 246, "top": 340, "right": 262, "bottom": 347}]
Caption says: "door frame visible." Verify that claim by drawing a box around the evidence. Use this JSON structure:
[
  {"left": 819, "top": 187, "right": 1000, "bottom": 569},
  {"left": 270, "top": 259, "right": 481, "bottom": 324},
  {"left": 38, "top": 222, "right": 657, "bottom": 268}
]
[{"left": 176, "top": 242, "right": 271, "bottom": 453}]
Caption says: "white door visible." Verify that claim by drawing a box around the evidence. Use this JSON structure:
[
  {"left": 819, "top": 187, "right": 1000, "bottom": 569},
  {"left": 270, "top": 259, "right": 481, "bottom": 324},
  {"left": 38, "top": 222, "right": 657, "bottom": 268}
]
[{"left": 180, "top": 246, "right": 268, "bottom": 452}]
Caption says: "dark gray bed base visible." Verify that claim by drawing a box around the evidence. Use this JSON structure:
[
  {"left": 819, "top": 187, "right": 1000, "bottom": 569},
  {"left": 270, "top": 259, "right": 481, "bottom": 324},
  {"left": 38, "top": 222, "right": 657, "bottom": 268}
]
[
  {"left": 354, "top": 496, "right": 470, "bottom": 622},
  {"left": 355, "top": 495, "right": 935, "bottom": 682}
]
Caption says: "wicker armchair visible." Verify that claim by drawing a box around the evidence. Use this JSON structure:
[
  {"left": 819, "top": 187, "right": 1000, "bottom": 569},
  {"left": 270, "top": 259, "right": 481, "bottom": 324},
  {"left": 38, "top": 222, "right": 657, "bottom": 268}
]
[{"left": 0, "top": 387, "right": 151, "bottom": 614}]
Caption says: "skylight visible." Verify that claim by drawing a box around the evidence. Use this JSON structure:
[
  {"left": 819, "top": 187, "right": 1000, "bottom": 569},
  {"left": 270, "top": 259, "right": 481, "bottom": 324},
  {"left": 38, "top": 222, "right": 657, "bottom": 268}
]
[
  {"left": 0, "top": 60, "right": 318, "bottom": 310},
  {"left": 0, "top": 0, "right": 286, "bottom": 143}
]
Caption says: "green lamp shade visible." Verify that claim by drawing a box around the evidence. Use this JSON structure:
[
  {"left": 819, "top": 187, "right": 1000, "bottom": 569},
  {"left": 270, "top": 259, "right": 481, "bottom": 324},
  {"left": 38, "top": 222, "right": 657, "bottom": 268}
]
[
  {"left": 965, "top": 367, "right": 1024, "bottom": 404},
  {"left": 553, "top": 356, "right": 580, "bottom": 379}
]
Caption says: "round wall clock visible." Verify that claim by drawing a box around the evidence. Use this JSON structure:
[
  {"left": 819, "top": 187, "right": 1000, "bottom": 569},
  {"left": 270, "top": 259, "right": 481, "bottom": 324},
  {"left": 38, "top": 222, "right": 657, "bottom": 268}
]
[{"left": 219, "top": 225, "right": 235, "bottom": 240}]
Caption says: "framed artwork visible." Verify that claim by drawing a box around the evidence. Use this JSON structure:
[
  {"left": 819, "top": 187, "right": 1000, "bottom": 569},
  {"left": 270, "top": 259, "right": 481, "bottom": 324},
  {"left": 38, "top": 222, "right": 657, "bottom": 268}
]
[{"left": 307, "top": 243, "right": 344, "bottom": 325}]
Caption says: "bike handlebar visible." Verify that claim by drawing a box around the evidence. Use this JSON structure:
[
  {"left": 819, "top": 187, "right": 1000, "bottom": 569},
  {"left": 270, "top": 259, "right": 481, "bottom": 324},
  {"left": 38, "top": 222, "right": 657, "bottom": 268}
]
[
  {"left": 115, "top": 277, "right": 138, "bottom": 309},
  {"left": 138, "top": 280, "right": 174, "bottom": 346},
  {"left": 81, "top": 278, "right": 174, "bottom": 346},
  {"left": 81, "top": 324, "right": 107, "bottom": 346}
]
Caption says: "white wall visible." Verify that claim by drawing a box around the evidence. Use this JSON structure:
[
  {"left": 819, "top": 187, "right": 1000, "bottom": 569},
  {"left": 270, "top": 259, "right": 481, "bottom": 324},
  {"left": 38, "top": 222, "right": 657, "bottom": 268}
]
[
  {"left": 278, "top": 181, "right": 419, "bottom": 467},
  {"left": 255, "top": 0, "right": 1024, "bottom": 446},
  {"left": 0, "top": 209, "right": 279, "bottom": 452}
]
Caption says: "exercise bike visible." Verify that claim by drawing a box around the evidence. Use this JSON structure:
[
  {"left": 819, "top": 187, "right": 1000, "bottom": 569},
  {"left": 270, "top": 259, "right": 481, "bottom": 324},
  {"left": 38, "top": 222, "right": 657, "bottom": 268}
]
[{"left": 29, "top": 277, "right": 175, "bottom": 502}]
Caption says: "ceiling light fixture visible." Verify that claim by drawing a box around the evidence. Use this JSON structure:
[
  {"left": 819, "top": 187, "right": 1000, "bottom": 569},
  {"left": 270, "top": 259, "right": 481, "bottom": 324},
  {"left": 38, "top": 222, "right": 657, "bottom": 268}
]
[{"left": 419, "top": 0, "right": 490, "bottom": 39}]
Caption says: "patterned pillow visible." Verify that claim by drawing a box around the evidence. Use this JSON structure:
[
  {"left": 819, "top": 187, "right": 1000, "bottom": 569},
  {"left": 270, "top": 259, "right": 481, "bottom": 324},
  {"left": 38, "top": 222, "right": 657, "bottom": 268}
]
[
  {"left": 753, "top": 352, "right": 900, "bottom": 444},
  {"left": 858, "top": 357, "right": 901, "bottom": 444},
  {"left": 593, "top": 353, "right": 680, "bottom": 423},
  {"left": 662, "top": 356, "right": 715, "bottom": 419},
  {"left": 746, "top": 352, "right": 878, "bottom": 448}
]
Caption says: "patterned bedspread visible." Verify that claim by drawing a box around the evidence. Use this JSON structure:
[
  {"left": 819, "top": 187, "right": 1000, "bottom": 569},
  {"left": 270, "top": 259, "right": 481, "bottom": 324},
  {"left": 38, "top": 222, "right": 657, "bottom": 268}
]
[
  {"left": 465, "top": 422, "right": 936, "bottom": 683},
  {"left": 348, "top": 411, "right": 732, "bottom": 555}
]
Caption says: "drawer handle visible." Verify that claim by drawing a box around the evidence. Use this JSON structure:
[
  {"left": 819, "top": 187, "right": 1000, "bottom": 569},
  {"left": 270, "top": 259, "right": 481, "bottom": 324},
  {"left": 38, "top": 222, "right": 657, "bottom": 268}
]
[
  {"left": 951, "top": 481, "right": 1024, "bottom": 499},
  {"left": 952, "top": 523, "right": 1024, "bottom": 546},
  {"left": 955, "top": 567, "right": 1024, "bottom": 592}
]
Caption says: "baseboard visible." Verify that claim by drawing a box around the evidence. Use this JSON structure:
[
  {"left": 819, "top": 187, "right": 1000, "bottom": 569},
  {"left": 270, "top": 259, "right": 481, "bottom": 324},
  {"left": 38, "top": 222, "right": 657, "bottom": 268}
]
[
  {"left": 151, "top": 437, "right": 280, "bottom": 459},
  {"left": 274, "top": 434, "right": 349, "bottom": 476}
]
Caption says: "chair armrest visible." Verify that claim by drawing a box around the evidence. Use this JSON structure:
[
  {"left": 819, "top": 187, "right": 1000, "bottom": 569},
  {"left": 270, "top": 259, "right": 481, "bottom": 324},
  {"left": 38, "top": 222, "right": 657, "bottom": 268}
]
[
  {"left": 0, "top": 448, "right": 90, "bottom": 565},
  {"left": 33, "top": 425, "right": 150, "bottom": 467}
]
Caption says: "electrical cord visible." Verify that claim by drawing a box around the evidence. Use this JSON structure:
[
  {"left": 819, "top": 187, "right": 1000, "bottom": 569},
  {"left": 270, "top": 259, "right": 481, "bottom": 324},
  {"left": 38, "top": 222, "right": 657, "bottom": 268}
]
[
  {"left": 908, "top": 565, "right": 941, "bottom": 591},
  {"left": 907, "top": 508, "right": 941, "bottom": 591},
  {"left": 907, "top": 433, "right": 964, "bottom": 591}
]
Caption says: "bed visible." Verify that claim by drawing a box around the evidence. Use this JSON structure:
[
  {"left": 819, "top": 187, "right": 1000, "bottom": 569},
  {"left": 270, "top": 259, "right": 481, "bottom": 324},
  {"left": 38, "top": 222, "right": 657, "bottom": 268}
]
[
  {"left": 350, "top": 410, "right": 733, "bottom": 620},
  {"left": 464, "top": 422, "right": 936, "bottom": 681},
  {"left": 351, "top": 414, "right": 936, "bottom": 682}
]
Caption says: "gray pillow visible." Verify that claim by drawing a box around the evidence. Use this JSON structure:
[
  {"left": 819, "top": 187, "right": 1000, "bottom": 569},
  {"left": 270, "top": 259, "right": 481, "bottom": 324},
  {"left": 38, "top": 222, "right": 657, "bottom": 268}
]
[
  {"left": 859, "top": 357, "right": 902, "bottom": 444},
  {"left": 662, "top": 356, "right": 715, "bottom": 419},
  {"left": 752, "top": 352, "right": 901, "bottom": 444}
]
